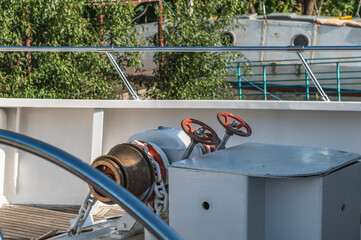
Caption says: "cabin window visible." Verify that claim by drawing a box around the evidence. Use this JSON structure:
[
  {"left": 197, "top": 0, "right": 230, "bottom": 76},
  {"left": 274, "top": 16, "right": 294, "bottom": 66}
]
[{"left": 292, "top": 34, "right": 310, "bottom": 46}]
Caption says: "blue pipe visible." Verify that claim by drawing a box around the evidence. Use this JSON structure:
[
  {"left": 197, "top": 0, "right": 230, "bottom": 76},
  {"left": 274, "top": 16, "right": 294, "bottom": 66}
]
[{"left": 0, "top": 129, "right": 182, "bottom": 240}]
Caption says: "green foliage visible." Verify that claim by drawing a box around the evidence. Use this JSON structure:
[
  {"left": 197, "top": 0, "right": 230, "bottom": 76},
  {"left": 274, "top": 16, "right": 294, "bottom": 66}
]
[
  {"left": 246, "top": 0, "right": 360, "bottom": 17},
  {"left": 263, "top": 0, "right": 297, "bottom": 14},
  {"left": 243, "top": 0, "right": 298, "bottom": 15},
  {"left": 321, "top": 0, "right": 359, "bottom": 17},
  {"left": 147, "top": 0, "right": 249, "bottom": 100},
  {"left": 0, "top": 0, "right": 141, "bottom": 99}
]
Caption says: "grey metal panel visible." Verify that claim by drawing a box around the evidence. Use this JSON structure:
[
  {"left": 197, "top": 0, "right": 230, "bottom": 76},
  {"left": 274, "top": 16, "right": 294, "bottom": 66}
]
[
  {"left": 169, "top": 167, "right": 248, "bottom": 240},
  {"left": 321, "top": 163, "right": 361, "bottom": 240},
  {"left": 172, "top": 143, "right": 361, "bottom": 178}
]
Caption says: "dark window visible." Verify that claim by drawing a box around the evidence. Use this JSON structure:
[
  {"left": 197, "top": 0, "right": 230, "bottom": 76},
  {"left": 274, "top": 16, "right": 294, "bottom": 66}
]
[
  {"left": 292, "top": 34, "right": 310, "bottom": 46},
  {"left": 133, "top": 2, "right": 158, "bottom": 24}
]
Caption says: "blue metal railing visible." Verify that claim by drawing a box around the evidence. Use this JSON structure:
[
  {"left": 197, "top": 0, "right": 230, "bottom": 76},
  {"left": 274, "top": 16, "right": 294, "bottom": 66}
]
[
  {"left": 0, "top": 129, "right": 182, "bottom": 240},
  {"left": 228, "top": 56, "right": 361, "bottom": 101}
]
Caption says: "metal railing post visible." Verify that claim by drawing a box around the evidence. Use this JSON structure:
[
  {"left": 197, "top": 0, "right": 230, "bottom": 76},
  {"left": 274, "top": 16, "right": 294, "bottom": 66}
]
[
  {"left": 337, "top": 62, "right": 341, "bottom": 102},
  {"left": 237, "top": 63, "right": 242, "bottom": 100},
  {"left": 305, "top": 60, "right": 310, "bottom": 101},
  {"left": 105, "top": 52, "right": 140, "bottom": 100},
  {"left": 263, "top": 65, "right": 267, "bottom": 100},
  {"left": 296, "top": 52, "right": 330, "bottom": 101}
]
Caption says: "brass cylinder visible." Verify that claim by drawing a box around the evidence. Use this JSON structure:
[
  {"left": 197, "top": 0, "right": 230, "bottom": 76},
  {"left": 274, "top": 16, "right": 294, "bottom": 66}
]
[
  {"left": 89, "top": 143, "right": 155, "bottom": 204},
  {"left": 89, "top": 156, "right": 125, "bottom": 204}
]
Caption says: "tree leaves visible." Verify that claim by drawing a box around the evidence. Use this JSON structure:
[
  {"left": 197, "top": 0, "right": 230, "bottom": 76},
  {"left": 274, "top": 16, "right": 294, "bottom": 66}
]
[
  {"left": 147, "top": 0, "right": 247, "bottom": 100},
  {"left": 0, "top": 0, "right": 141, "bottom": 99},
  {"left": 245, "top": 0, "right": 360, "bottom": 17}
]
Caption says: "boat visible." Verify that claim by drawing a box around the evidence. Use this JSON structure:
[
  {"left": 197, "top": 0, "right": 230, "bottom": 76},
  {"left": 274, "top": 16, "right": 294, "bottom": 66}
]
[
  {"left": 0, "top": 46, "right": 361, "bottom": 240},
  {"left": 134, "top": 6, "right": 361, "bottom": 95}
]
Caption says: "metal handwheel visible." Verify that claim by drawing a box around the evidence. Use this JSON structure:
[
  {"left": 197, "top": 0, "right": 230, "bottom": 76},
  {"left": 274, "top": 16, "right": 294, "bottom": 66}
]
[
  {"left": 216, "top": 112, "right": 252, "bottom": 150},
  {"left": 181, "top": 118, "right": 219, "bottom": 159},
  {"left": 181, "top": 118, "right": 219, "bottom": 145},
  {"left": 217, "top": 112, "right": 252, "bottom": 137}
]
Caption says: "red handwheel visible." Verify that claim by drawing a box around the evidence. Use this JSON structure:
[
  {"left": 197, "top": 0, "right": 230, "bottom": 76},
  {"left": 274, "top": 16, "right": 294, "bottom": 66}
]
[
  {"left": 217, "top": 112, "right": 252, "bottom": 137},
  {"left": 181, "top": 118, "right": 219, "bottom": 145}
]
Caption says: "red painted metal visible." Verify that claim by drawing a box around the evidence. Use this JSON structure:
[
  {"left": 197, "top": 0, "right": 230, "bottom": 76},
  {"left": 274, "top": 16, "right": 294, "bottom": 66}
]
[
  {"left": 140, "top": 141, "right": 167, "bottom": 202},
  {"left": 181, "top": 118, "right": 219, "bottom": 145},
  {"left": 98, "top": 3, "right": 104, "bottom": 46},
  {"left": 158, "top": 0, "right": 164, "bottom": 47},
  {"left": 202, "top": 144, "right": 216, "bottom": 153},
  {"left": 217, "top": 112, "right": 252, "bottom": 137}
]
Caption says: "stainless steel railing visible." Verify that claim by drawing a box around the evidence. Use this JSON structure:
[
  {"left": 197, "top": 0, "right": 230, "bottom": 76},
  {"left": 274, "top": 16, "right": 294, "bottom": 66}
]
[
  {"left": 1, "top": 45, "right": 360, "bottom": 101},
  {"left": 0, "top": 46, "right": 361, "bottom": 52},
  {"left": 0, "top": 129, "right": 182, "bottom": 240}
]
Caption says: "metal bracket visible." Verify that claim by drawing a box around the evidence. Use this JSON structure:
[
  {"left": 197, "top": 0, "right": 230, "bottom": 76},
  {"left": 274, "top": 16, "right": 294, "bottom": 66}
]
[
  {"left": 116, "top": 211, "right": 137, "bottom": 232},
  {"left": 287, "top": 45, "right": 305, "bottom": 52},
  {"left": 105, "top": 52, "right": 140, "bottom": 100},
  {"left": 216, "top": 132, "right": 232, "bottom": 151},
  {"left": 182, "top": 141, "right": 197, "bottom": 160},
  {"left": 216, "top": 121, "right": 238, "bottom": 151}
]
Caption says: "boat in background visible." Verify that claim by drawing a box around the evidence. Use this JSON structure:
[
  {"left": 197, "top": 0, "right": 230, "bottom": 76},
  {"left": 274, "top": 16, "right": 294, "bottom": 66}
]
[{"left": 134, "top": 7, "right": 361, "bottom": 95}]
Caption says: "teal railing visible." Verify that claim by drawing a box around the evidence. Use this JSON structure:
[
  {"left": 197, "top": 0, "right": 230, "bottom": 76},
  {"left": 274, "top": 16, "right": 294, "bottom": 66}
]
[{"left": 228, "top": 56, "right": 361, "bottom": 101}]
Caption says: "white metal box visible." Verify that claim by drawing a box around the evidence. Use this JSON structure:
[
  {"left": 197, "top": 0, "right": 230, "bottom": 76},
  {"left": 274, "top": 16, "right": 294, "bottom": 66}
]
[
  {"left": 128, "top": 127, "right": 202, "bottom": 163},
  {"left": 169, "top": 143, "right": 361, "bottom": 240}
]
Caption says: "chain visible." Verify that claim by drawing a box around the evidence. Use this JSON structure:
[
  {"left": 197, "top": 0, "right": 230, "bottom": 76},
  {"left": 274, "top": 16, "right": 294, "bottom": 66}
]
[
  {"left": 152, "top": 160, "right": 168, "bottom": 215},
  {"left": 131, "top": 140, "right": 168, "bottom": 216},
  {"left": 68, "top": 191, "right": 97, "bottom": 235}
]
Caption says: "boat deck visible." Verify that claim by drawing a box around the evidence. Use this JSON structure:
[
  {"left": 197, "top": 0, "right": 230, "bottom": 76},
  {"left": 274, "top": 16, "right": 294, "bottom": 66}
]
[{"left": 0, "top": 205, "right": 125, "bottom": 239}]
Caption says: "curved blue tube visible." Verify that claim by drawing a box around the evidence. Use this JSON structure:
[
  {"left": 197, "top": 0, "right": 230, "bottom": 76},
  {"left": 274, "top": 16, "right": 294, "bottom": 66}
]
[{"left": 0, "top": 129, "right": 182, "bottom": 240}]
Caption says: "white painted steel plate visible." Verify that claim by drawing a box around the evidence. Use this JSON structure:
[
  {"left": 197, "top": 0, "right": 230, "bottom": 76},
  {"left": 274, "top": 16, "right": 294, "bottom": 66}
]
[{"left": 172, "top": 143, "right": 361, "bottom": 177}]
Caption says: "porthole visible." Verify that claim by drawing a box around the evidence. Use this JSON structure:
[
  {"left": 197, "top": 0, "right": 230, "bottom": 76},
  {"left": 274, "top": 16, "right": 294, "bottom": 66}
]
[{"left": 291, "top": 34, "right": 310, "bottom": 47}]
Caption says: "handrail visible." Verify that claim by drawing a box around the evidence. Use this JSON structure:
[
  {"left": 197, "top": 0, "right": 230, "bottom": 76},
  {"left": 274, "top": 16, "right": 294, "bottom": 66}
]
[
  {"left": 230, "top": 55, "right": 361, "bottom": 65},
  {"left": 0, "top": 45, "right": 361, "bottom": 52},
  {"left": 4, "top": 45, "right": 359, "bottom": 101},
  {"left": 105, "top": 52, "right": 140, "bottom": 100},
  {"left": 240, "top": 76, "right": 282, "bottom": 101},
  {"left": 229, "top": 54, "right": 361, "bottom": 101},
  {"left": 296, "top": 52, "right": 330, "bottom": 101},
  {"left": 0, "top": 129, "right": 182, "bottom": 240}
]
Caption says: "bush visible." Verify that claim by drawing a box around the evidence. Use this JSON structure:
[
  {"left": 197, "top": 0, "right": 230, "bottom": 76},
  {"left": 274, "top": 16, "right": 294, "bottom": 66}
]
[
  {"left": 0, "top": 0, "right": 141, "bottom": 99},
  {"left": 147, "top": 0, "right": 249, "bottom": 100}
]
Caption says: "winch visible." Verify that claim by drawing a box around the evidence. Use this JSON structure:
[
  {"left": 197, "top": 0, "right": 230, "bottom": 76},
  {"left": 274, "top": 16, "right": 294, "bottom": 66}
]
[
  {"left": 87, "top": 115, "right": 236, "bottom": 206},
  {"left": 88, "top": 112, "right": 251, "bottom": 201},
  {"left": 65, "top": 111, "right": 361, "bottom": 240},
  {"left": 65, "top": 112, "right": 251, "bottom": 238}
]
